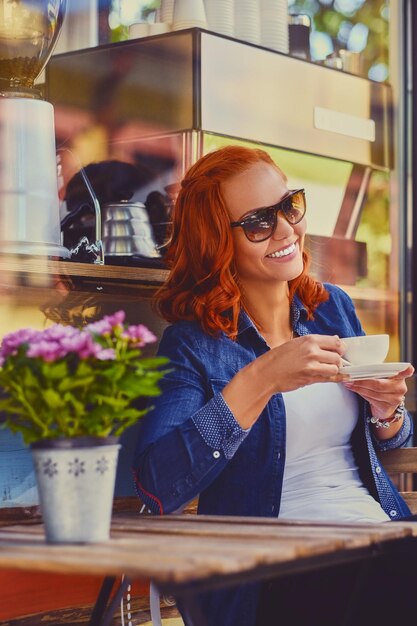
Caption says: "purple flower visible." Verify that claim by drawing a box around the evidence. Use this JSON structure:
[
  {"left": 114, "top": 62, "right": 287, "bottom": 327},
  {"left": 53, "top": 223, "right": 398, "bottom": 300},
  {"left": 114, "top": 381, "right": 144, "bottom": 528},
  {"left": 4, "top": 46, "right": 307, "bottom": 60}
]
[
  {"left": 85, "top": 319, "right": 113, "bottom": 336},
  {"left": 0, "top": 312, "right": 158, "bottom": 370},
  {"left": 0, "top": 308, "right": 168, "bottom": 444},
  {"left": 0, "top": 328, "right": 42, "bottom": 359},
  {"left": 27, "top": 340, "right": 67, "bottom": 362},
  {"left": 43, "top": 325, "right": 81, "bottom": 341},
  {"left": 122, "top": 324, "right": 157, "bottom": 347},
  {"left": 60, "top": 332, "right": 98, "bottom": 360},
  {"left": 95, "top": 348, "right": 116, "bottom": 360},
  {"left": 105, "top": 311, "right": 125, "bottom": 327},
  {"left": 87, "top": 311, "right": 126, "bottom": 336}
]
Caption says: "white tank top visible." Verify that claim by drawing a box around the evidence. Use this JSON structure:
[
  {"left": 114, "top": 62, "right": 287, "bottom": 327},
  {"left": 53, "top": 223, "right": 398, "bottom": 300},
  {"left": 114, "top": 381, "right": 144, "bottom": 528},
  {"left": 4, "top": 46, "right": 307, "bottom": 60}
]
[{"left": 279, "top": 382, "right": 390, "bottom": 523}]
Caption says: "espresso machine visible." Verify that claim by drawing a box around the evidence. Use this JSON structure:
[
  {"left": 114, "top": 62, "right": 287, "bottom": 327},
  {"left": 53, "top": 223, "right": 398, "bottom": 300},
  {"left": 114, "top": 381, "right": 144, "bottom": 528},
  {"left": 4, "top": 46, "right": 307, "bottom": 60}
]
[{"left": 0, "top": 0, "right": 69, "bottom": 258}]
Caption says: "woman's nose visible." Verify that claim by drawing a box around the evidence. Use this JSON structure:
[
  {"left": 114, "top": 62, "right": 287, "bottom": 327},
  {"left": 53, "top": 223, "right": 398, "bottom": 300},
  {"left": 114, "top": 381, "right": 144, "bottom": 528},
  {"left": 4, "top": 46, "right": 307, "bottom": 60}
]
[{"left": 271, "top": 212, "right": 294, "bottom": 239}]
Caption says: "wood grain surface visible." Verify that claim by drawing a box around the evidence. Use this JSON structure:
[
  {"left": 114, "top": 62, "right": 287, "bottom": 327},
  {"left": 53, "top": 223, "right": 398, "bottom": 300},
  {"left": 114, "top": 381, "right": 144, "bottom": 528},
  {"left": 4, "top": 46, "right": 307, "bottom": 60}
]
[
  {"left": 0, "top": 514, "right": 416, "bottom": 624},
  {"left": 0, "top": 514, "right": 415, "bottom": 583}
]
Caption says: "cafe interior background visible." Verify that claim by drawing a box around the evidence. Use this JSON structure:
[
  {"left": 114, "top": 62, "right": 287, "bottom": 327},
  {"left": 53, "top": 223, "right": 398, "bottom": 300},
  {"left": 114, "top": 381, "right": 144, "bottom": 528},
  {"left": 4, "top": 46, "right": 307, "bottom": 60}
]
[{"left": 0, "top": 0, "right": 416, "bottom": 508}]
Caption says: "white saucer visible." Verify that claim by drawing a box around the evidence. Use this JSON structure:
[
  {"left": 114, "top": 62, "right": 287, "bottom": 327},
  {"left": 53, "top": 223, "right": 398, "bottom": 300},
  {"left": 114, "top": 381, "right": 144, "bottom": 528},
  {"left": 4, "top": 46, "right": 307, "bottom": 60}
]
[{"left": 339, "top": 362, "right": 411, "bottom": 380}]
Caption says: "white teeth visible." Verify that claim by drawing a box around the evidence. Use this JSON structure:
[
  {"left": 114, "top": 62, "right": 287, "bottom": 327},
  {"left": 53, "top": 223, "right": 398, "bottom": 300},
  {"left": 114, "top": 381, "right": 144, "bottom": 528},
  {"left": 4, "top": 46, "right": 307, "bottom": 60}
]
[{"left": 267, "top": 242, "right": 296, "bottom": 258}]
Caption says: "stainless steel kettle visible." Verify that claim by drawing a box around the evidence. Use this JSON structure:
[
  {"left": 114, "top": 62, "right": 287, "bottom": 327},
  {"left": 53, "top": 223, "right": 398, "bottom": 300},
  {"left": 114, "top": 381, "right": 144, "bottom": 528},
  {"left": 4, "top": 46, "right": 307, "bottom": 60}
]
[{"left": 102, "top": 201, "right": 161, "bottom": 258}]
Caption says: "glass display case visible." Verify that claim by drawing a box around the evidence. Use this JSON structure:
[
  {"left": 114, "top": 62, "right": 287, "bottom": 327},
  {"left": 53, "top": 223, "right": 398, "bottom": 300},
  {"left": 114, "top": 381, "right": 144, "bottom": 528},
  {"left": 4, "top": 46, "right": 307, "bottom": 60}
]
[
  {"left": 45, "top": 29, "right": 397, "bottom": 344},
  {"left": 0, "top": 18, "right": 410, "bottom": 506}
]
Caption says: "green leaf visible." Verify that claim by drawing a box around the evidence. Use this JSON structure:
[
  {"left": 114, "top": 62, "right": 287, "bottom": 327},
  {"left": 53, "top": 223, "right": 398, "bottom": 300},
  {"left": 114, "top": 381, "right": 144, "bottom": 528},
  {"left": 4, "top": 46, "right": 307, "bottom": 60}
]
[
  {"left": 42, "top": 388, "right": 64, "bottom": 409},
  {"left": 77, "top": 361, "right": 94, "bottom": 376},
  {"left": 100, "top": 364, "right": 126, "bottom": 381},
  {"left": 117, "top": 408, "right": 143, "bottom": 420},
  {"left": 0, "top": 396, "right": 22, "bottom": 414},
  {"left": 0, "top": 319, "right": 172, "bottom": 441},
  {"left": 23, "top": 367, "right": 41, "bottom": 389},
  {"left": 41, "top": 361, "right": 68, "bottom": 381},
  {"left": 135, "top": 356, "right": 170, "bottom": 369},
  {"left": 58, "top": 376, "right": 95, "bottom": 392},
  {"left": 6, "top": 421, "right": 43, "bottom": 445},
  {"left": 63, "top": 392, "right": 86, "bottom": 417},
  {"left": 94, "top": 395, "right": 130, "bottom": 409},
  {"left": 112, "top": 409, "right": 149, "bottom": 436}
]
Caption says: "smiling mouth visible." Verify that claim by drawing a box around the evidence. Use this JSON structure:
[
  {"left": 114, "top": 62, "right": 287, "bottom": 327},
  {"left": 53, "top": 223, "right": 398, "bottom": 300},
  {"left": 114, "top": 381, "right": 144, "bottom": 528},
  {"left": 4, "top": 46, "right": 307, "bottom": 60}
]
[{"left": 266, "top": 242, "right": 297, "bottom": 259}]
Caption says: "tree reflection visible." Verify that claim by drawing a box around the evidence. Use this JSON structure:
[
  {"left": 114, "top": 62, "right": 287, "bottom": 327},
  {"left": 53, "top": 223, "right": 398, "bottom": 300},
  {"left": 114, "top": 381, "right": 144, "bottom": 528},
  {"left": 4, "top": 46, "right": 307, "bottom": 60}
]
[{"left": 288, "top": 0, "right": 389, "bottom": 81}]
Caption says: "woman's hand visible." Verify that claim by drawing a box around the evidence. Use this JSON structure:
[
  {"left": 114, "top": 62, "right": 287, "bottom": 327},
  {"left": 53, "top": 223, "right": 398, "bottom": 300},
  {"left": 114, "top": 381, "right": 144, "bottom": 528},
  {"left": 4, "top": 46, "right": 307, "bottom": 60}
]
[
  {"left": 342, "top": 365, "right": 415, "bottom": 439},
  {"left": 222, "top": 334, "right": 346, "bottom": 428},
  {"left": 267, "top": 334, "right": 347, "bottom": 393}
]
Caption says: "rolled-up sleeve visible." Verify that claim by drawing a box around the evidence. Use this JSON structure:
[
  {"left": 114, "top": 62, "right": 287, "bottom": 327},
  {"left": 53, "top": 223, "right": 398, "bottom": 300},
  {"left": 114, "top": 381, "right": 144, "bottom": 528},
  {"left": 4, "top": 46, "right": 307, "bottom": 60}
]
[
  {"left": 132, "top": 325, "right": 249, "bottom": 514},
  {"left": 192, "top": 392, "right": 250, "bottom": 459},
  {"left": 373, "top": 410, "right": 413, "bottom": 452}
]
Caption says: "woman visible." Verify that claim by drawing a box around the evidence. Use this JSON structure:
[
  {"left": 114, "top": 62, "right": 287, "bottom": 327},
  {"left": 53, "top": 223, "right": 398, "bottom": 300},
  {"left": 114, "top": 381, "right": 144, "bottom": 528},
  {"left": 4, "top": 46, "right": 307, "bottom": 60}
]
[{"left": 133, "top": 145, "right": 414, "bottom": 626}]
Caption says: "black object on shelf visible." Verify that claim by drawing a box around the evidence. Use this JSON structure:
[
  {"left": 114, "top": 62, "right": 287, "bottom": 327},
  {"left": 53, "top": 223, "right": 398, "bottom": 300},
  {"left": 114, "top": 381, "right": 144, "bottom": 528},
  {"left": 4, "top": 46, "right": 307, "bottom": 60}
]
[{"left": 288, "top": 14, "right": 311, "bottom": 61}]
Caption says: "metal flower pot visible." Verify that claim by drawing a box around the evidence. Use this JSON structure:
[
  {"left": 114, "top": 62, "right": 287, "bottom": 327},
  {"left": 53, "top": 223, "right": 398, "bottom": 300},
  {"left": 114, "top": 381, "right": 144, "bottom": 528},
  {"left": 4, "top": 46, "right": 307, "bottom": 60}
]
[{"left": 31, "top": 436, "right": 120, "bottom": 544}]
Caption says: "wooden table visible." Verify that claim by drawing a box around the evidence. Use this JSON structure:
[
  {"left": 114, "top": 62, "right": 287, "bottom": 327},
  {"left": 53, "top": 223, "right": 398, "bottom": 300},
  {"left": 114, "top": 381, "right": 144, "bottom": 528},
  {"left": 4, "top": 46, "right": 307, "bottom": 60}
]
[{"left": 1, "top": 513, "right": 417, "bottom": 625}]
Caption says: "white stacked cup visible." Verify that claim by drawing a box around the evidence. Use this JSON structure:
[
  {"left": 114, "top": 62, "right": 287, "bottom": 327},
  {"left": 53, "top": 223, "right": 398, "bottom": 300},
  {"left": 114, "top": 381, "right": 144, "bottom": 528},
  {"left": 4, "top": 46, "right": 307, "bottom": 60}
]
[
  {"left": 204, "top": 0, "right": 234, "bottom": 37},
  {"left": 234, "top": 0, "right": 261, "bottom": 45},
  {"left": 160, "top": 0, "right": 175, "bottom": 25},
  {"left": 260, "top": 0, "right": 289, "bottom": 53},
  {"left": 147, "top": 4, "right": 171, "bottom": 35},
  {"left": 172, "top": 0, "right": 208, "bottom": 31},
  {"left": 129, "top": 23, "right": 150, "bottom": 39},
  {"left": 148, "top": 22, "right": 171, "bottom": 35}
]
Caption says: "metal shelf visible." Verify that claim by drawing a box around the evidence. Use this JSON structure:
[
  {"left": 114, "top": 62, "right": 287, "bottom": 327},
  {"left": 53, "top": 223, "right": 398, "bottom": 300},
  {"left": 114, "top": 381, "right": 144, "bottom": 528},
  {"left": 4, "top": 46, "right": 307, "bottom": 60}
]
[{"left": 48, "top": 28, "right": 393, "bottom": 171}]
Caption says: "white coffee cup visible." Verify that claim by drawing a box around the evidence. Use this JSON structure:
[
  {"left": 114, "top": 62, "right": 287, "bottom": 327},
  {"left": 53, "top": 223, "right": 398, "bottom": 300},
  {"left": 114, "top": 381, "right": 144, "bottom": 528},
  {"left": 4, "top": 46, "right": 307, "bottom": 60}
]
[
  {"left": 341, "top": 334, "right": 389, "bottom": 366},
  {"left": 148, "top": 22, "right": 171, "bottom": 35},
  {"left": 129, "top": 23, "right": 150, "bottom": 39}
]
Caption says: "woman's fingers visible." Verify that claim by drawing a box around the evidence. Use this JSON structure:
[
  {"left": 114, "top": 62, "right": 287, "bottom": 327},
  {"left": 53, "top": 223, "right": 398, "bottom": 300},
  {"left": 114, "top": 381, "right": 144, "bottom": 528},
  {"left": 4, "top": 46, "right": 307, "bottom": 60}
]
[
  {"left": 310, "top": 334, "right": 345, "bottom": 355},
  {"left": 343, "top": 374, "right": 410, "bottom": 419},
  {"left": 296, "top": 335, "right": 349, "bottom": 380},
  {"left": 345, "top": 376, "right": 407, "bottom": 391},
  {"left": 294, "top": 334, "right": 345, "bottom": 364},
  {"left": 393, "top": 365, "right": 415, "bottom": 378}
]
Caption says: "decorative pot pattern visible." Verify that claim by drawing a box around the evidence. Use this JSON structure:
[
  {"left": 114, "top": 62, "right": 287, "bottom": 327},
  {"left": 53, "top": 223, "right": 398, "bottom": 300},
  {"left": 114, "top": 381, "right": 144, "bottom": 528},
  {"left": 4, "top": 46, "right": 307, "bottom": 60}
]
[
  {"left": 34, "top": 454, "right": 114, "bottom": 478},
  {"left": 32, "top": 443, "right": 120, "bottom": 544}
]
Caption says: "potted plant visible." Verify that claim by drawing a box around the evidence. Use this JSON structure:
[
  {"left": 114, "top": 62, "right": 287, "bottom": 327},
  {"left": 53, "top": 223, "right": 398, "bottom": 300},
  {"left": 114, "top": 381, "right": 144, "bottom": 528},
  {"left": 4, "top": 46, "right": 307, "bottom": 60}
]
[{"left": 0, "top": 311, "right": 168, "bottom": 543}]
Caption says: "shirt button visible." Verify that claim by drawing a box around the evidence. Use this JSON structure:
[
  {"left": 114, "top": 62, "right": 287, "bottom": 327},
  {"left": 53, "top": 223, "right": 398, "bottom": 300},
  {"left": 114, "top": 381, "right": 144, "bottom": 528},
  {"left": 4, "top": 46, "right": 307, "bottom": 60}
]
[
  {"left": 390, "top": 510, "right": 397, "bottom": 517},
  {"left": 213, "top": 450, "right": 220, "bottom": 459},
  {"left": 375, "top": 465, "right": 382, "bottom": 474}
]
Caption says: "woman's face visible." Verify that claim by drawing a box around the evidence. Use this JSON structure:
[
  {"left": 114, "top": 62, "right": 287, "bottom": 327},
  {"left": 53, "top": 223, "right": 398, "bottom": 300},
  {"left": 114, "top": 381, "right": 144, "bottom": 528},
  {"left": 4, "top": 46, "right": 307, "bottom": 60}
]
[{"left": 222, "top": 162, "right": 307, "bottom": 287}]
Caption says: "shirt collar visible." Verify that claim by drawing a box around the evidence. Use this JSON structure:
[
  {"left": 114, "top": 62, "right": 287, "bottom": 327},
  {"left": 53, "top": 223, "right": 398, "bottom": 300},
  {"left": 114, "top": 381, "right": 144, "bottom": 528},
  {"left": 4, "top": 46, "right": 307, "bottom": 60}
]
[
  {"left": 291, "top": 293, "right": 308, "bottom": 326},
  {"left": 237, "top": 294, "right": 308, "bottom": 337},
  {"left": 237, "top": 309, "right": 253, "bottom": 335}
]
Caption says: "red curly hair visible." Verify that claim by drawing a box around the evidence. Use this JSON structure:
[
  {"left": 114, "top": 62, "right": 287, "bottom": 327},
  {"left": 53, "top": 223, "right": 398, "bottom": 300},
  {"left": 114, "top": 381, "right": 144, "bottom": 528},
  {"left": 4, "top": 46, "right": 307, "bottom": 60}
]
[{"left": 156, "top": 145, "right": 328, "bottom": 339}]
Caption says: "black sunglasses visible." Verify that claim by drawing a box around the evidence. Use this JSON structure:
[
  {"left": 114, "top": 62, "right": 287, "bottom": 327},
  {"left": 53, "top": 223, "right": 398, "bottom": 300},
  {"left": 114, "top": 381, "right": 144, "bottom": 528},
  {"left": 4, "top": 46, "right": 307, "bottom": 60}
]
[{"left": 230, "top": 188, "right": 306, "bottom": 243}]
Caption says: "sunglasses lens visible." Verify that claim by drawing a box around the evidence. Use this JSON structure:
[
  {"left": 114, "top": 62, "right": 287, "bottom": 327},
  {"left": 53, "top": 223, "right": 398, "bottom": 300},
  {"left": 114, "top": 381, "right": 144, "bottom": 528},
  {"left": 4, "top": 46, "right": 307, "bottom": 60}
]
[
  {"left": 235, "top": 190, "right": 306, "bottom": 242},
  {"left": 243, "top": 208, "right": 275, "bottom": 242},
  {"left": 283, "top": 190, "right": 306, "bottom": 224}
]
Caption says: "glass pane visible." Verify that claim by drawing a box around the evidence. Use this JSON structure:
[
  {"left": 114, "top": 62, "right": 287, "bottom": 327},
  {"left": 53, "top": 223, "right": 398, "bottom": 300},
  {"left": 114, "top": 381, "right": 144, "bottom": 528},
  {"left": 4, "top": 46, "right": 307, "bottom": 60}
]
[
  {"left": 203, "top": 132, "right": 399, "bottom": 359},
  {"left": 288, "top": 0, "right": 390, "bottom": 81},
  {"left": 0, "top": 264, "right": 169, "bottom": 506},
  {"left": 47, "top": 35, "right": 196, "bottom": 267},
  {"left": 109, "top": 0, "right": 159, "bottom": 41}
]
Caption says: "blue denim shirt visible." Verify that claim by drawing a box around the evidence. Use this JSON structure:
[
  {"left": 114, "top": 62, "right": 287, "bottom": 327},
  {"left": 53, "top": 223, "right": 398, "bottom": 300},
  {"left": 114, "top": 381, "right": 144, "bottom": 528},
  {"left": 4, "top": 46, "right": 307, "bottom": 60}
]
[{"left": 133, "top": 284, "right": 412, "bottom": 626}]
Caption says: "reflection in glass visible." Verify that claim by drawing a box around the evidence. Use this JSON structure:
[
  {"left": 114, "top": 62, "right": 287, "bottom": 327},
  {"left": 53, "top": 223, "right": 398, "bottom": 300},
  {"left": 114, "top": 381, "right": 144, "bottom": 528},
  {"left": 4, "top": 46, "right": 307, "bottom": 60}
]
[
  {"left": 203, "top": 132, "right": 399, "bottom": 359},
  {"left": 288, "top": 0, "right": 389, "bottom": 81},
  {"left": 0, "top": 0, "right": 67, "bottom": 94}
]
